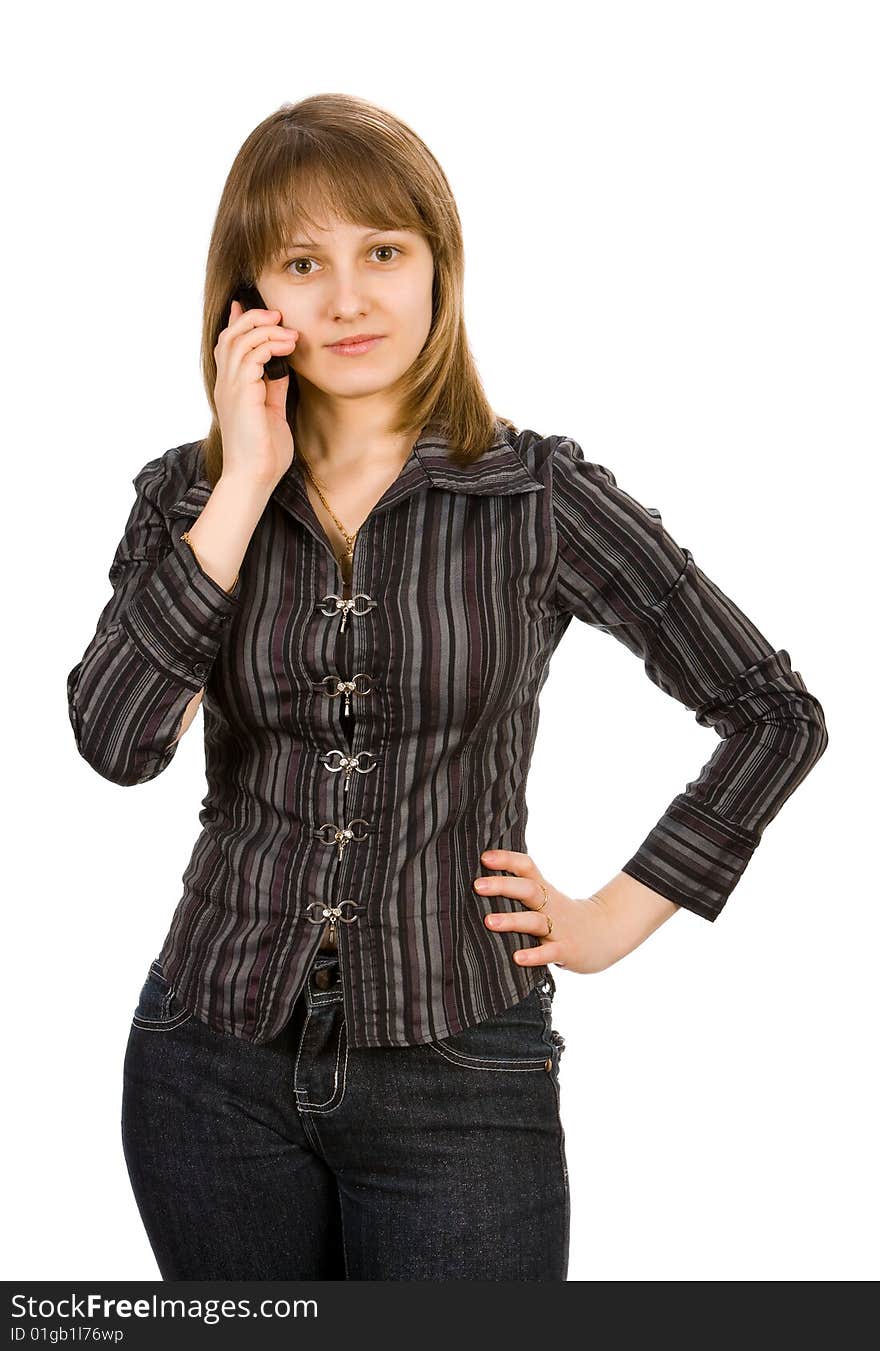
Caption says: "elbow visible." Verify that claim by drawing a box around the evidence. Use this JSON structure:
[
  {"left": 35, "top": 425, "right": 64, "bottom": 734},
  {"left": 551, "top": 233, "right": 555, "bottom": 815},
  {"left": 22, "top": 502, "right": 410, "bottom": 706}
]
[
  {"left": 761, "top": 687, "right": 830, "bottom": 776},
  {"left": 807, "top": 700, "right": 830, "bottom": 767},
  {"left": 66, "top": 650, "right": 185, "bottom": 786},
  {"left": 798, "top": 687, "right": 829, "bottom": 763},
  {"left": 781, "top": 697, "right": 829, "bottom": 791},
  {"left": 70, "top": 729, "right": 176, "bottom": 787},
  {"left": 67, "top": 702, "right": 178, "bottom": 788}
]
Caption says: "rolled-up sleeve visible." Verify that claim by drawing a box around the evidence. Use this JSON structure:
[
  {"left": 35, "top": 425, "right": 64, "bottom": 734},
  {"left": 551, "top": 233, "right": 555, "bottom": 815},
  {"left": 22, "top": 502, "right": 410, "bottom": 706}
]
[
  {"left": 550, "top": 436, "right": 829, "bottom": 920},
  {"left": 66, "top": 456, "right": 240, "bottom": 787}
]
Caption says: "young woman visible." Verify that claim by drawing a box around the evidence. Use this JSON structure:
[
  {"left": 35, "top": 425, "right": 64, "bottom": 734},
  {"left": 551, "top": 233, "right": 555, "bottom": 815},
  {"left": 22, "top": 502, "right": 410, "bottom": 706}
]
[{"left": 67, "top": 92, "right": 829, "bottom": 1281}]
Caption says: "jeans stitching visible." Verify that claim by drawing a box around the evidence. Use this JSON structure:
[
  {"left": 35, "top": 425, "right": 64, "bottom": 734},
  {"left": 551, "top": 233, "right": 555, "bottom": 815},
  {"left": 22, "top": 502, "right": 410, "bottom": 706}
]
[
  {"left": 290, "top": 1007, "right": 326, "bottom": 1153},
  {"left": 426, "top": 1041, "right": 550, "bottom": 1072},
  {"left": 131, "top": 1009, "right": 195, "bottom": 1031},
  {"left": 134, "top": 963, "right": 194, "bottom": 1030},
  {"left": 425, "top": 983, "right": 556, "bottom": 1071},
  {"left": 297, "top": 1022, "right": 349, "bottom": 1112},
  {"left": 293, "top": 990, "right": 351, "bottom": 1115},
  {"left": 292, "top": 1002, "right": 312, "bottom": 1088},
  {"left": 547, "top": 1050, "right": 570, "bottom": 1194},
  {"left": 535, "top": 980, "right": 569, "bottom": 1239}
]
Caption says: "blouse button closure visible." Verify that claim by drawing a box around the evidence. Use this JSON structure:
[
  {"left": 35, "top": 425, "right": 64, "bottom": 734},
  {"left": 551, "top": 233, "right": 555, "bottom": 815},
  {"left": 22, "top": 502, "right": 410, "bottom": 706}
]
[{"left": 309, "top": 588, "right": 378, "bottom": 940}]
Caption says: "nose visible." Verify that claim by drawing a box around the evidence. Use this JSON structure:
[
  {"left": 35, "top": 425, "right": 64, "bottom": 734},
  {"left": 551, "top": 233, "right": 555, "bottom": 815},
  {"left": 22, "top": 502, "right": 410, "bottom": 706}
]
[{"left": 326, "top": 269, "right": 373, "bottom": 319}]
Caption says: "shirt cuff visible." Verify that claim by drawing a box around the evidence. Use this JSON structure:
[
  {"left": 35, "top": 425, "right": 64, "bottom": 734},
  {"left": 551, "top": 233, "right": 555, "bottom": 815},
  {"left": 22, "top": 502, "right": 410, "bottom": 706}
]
[
  {"left": 620, "top": 792, "right": 761, "bottom": 921},
  {"left": 119, "top": 533, "right": 240, "bottom": 687}
]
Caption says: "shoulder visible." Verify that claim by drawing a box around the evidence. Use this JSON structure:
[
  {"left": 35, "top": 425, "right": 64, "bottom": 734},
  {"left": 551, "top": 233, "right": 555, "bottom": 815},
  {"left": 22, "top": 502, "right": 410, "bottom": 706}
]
[
  {"left": 494, "top": 422, "right": 559, "bottom": 477},
  {"left": 500, "top": 427, "right": 671, "bottom": 554},
  {"left": 131, "top": 440, "right": 207, "bottom": 511},
  {"left": 497, "top": 424, "right": 623, "bottom": 504}
]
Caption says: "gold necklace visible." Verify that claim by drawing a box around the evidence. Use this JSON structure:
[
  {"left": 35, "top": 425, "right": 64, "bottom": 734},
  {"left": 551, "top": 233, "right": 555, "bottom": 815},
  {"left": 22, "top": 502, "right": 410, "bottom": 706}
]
[{"left": 297, "top": 449, "right": 357, "bottom": 563}]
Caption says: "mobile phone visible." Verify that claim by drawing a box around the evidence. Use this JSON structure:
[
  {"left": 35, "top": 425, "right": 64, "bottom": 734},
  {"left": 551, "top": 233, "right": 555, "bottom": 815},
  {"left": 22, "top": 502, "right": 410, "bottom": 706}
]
[{"left": 232, "top": 283, "right": 291, "bottom": 380}]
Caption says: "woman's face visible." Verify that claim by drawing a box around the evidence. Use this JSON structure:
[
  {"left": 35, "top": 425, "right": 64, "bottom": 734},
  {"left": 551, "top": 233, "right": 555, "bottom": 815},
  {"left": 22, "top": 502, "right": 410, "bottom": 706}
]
[{"left": 255, "top": 216, "right": 435, "bottom": 403}]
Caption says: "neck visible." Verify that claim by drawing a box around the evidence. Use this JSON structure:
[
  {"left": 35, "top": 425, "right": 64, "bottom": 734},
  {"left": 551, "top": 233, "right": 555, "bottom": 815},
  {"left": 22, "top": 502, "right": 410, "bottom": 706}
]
[{"left": 293, "top": 399, "right": 419, "bottom": 476}]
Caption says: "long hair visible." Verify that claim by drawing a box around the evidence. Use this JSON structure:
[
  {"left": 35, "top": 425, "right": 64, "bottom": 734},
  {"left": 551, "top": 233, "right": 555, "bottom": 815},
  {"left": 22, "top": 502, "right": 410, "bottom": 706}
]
[{"left": 198, "top": 92, "right": 516, "bottom": 486}]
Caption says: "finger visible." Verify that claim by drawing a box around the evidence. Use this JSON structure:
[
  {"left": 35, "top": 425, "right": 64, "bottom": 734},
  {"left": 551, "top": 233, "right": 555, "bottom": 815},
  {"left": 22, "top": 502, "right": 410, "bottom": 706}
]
[
  {"left": 219, "top": 305, "right": 283, "bottom": 351},
  {"left": 229, "top": 302, "right": 280, "bottom": 329},
  {"left": 235, "top": 323, "right": 298, "bottom": 354},
  {"left": 512, "top": 941, "right": 566, "bottom": 967},
  {"left": 481, "top": 848, "right": 540, "bottom": 878},
  {"left": 264, "top": 365, "right": 290, "bottom": 412},
  {"left": 215, "top": 306, "right": 287, "bottom": 368},
  {"left": 484, "top": 910, "right": 553, "bottom": 937},
  {"left": 473, "top": 874, "right": 539, "bottom": 907},
  {"left": 232, "top": 330, "right": 299, "bottom": 383},
  {"left": 239, "top": 340, "right": 295, "bottom": 384},
  {"left": 475, "top": 873, "right": 550, "bottom": 914},
  {"left": 222, "top": 297, "right": 272, "bottom": 335}
]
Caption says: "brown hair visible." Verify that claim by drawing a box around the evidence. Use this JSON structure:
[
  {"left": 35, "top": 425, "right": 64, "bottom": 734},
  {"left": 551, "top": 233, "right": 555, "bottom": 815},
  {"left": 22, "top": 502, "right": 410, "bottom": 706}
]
[{"left": 198, "top": 92, "right": 516, "bottom": 486}]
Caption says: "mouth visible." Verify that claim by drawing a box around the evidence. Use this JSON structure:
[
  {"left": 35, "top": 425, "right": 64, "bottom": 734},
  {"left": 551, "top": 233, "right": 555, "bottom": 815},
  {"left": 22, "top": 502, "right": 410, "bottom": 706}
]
[{"left": 326, "top": 335, "right": 385, "bottom": 356}]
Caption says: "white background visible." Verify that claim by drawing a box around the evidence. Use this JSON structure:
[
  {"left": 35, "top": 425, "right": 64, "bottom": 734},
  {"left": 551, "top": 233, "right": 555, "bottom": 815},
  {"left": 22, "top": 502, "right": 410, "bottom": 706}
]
[{"left": 5, "top": 0, "right": 876, "bottom": 1282}]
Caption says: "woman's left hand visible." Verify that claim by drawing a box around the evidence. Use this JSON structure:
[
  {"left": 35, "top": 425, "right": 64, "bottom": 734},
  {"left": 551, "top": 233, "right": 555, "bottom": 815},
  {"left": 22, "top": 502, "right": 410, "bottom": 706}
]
[{"left": 475, "top": 848, "right": 609, "bottom": 975}]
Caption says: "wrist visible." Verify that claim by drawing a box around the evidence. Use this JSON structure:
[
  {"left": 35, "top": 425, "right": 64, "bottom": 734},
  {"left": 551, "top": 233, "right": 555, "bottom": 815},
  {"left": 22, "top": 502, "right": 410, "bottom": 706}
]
[
  {"left": 587, "top": 873, "right": 680, "bottom": 964},
  {"left": 216, "top": 470, "right": 277, "bottom": 506},
  {"left": 180, "top": 529, "right": 239, "bottom": 595}
]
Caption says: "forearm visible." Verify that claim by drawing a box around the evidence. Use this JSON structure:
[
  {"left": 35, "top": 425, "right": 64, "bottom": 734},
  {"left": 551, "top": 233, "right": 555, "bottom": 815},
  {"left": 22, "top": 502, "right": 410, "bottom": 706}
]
[
  {"left": 587, "top": 872, "right": 680, "bottom": 968},
  {"left": 164, "top": 474, "right": 272, "bottom": 747},
  {"left": 67, "top": 465, "right": 268, "bottom": 785},
  {"left": 182, "top": 471, "right": 273, "bottom": 594}
]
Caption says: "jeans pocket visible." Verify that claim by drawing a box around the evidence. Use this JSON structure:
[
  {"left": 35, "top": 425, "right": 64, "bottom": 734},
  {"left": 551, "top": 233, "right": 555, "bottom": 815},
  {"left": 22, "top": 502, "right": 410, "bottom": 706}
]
[
  {"left": 131, "top": 959, "right": 195, "bottom": 1032},
  {"left": 427, "top": 984, "right": 555, "bottom": 1072}
]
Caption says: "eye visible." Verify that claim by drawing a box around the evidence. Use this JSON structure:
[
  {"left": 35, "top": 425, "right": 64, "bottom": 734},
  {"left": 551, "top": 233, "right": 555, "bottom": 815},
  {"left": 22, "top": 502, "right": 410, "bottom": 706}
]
[
  {"left": 371, "top": 244, "right": 402, "bottom": 263},
  {"left": 285, "top": 256, "right": 320, "bottom": 277},
  {"left": 282, "top": 244, "right": 403, "bottom": 277}
]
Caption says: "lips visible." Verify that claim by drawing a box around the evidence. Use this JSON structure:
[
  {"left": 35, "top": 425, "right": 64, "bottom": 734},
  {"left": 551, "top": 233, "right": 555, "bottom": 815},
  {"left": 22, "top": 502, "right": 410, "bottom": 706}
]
[
  {"left": 326, "top": 335, "right": 386, "bottom": 356},
  {"left": 327, "top": 334, "right": 384, "bottom": 347}
]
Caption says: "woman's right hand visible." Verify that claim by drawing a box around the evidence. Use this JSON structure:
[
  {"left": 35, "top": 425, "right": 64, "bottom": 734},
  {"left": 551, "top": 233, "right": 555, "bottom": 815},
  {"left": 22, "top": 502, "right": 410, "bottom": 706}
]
[{"left": 213, "top": 297, "right": 299, "bottom": 488}]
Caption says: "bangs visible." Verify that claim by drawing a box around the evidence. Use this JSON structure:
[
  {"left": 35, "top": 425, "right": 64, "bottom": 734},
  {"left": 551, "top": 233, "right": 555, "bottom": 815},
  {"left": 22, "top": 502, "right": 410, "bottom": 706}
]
[{"left": 242, "top": 136, "right": 436, "bottom": 275}]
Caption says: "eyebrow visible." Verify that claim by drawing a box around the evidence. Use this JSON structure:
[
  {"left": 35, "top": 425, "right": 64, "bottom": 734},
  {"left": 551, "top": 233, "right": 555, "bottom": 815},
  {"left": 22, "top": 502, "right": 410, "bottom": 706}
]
[{"left": 281, "top": 228, "right": 408, "bottom": 252}]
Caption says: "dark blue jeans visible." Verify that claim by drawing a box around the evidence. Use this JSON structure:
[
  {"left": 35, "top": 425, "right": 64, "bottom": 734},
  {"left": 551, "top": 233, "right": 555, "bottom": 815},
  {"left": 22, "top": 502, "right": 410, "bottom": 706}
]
[{"left": 121, "top": 948, "right": 570, "bottom": 1280}]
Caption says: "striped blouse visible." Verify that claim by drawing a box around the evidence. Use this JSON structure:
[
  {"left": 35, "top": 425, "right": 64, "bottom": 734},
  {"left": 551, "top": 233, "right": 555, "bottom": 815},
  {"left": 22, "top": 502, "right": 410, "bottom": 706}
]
[{"left": 66, "top": 422, "right": 829, "bottom": 1047}]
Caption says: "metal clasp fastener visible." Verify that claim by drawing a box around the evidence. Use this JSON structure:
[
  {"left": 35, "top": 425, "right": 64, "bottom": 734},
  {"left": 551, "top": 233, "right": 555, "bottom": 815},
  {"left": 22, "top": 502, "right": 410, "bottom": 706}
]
[
  {"left": 317, "top": 592, "right": 377, "bottom": 633},
  {"left": 315, "top": 817, "right": 371, "bottom": 862},
  {"left": 320, "top": 749, "right": 379, "bottom": 794},
  {"left": 305, "top": 900, "right": 364, "bottom": 944},
  {"left": 320, "top": 672, "right": 375, "bottom": 717}
]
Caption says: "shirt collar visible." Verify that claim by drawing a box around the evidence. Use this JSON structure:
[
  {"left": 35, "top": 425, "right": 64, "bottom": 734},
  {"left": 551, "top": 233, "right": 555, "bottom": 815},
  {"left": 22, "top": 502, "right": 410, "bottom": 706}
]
[
  {"left": 411, "top": 424, "right": 543, "bottom": 497},
  {"left": 168, "top": 422, "right": 543, "bottom": 528}
]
